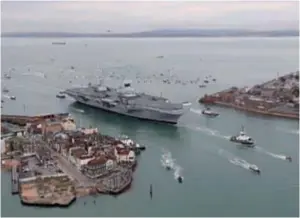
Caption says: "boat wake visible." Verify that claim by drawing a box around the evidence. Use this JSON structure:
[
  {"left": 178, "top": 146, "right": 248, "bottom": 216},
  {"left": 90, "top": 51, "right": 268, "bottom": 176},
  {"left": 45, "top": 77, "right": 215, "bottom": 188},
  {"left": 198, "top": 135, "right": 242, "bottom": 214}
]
[
  {"left": 160, "top": 149, "right": 175, "bottom": 170},
  {"left": 173, "top": 164, "right": 184, "bottom": 182},
  {"left": 161, "top": 149, "right": 184, "bottom": 182},
  {"left": 218, "top": 149, "right": 255, "bottom": 172},
  {"left": 2, "top": 95, "right": 10, "bottom": 99},
  {"left": 190, "top": 108, "right": 203, "bottom": 115},
  {"left": 194, "top": 126, "right": 230, "bottom": 140},
  {"left": 22, "top": 72, "right": 46, "bottom": 78},
  {"left": 276, "top": 127, "right": 299, "bottom": 135},
  {"left": 72, "top": 108, "right": 85, "bottom": 113},
  {"left": 255, "top": 146, "right": 290, "bottom": 161}
]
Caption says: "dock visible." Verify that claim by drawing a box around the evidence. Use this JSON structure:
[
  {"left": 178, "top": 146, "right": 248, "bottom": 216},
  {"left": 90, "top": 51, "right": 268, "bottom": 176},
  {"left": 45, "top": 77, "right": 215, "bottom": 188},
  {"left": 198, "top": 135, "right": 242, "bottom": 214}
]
[{"left": 11, "top": 165, "right": 19, "bottom": 194}]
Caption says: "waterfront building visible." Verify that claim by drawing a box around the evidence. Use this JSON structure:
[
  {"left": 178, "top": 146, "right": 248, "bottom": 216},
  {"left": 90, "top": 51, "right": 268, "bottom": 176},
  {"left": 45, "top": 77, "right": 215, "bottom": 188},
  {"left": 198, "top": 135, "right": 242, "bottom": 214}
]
[
  {"left": 61, "top": 117, "right": 76, "bottom": 131},
  {"left": 82, "top": 156, "right": 115, "bottom": 179},
  {"left": 79, "top": 127, "right": 98, "bottom": 135},
  {"left": 114, "top": 147, "right": 135, "bottom": 163}
]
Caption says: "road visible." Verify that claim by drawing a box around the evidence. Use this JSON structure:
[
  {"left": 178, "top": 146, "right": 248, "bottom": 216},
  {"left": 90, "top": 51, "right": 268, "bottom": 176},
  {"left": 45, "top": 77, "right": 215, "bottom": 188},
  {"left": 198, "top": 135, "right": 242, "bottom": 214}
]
[
  {"left": 53, "top": 153, "right": 94, "bottom": 187},
  {"left": 43, "top": 145, "right": 94, "bottom": 187}
]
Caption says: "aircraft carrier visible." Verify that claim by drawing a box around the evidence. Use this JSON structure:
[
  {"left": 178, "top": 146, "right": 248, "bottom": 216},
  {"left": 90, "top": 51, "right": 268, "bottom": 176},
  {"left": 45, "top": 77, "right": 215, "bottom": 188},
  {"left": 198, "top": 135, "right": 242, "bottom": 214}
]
[{"left": 64, "top": 81, "right": 186, "bottom": 124}]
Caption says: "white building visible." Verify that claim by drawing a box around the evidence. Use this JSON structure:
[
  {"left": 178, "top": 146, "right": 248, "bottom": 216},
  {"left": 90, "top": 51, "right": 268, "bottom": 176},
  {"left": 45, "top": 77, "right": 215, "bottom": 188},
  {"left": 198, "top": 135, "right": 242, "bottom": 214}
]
[
  {"left": 114, "top": 147, "right": 135, "bottom": 163},
  {"left": 80, "top": 128, "right": 98, "bottom": 135}
]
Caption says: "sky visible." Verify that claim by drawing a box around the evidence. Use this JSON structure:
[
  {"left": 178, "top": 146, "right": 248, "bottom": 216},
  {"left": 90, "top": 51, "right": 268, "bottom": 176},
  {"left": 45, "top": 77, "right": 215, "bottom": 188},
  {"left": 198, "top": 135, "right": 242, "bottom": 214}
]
[{"left": 1, "top": 1, "right": 299, "bottom": 33}]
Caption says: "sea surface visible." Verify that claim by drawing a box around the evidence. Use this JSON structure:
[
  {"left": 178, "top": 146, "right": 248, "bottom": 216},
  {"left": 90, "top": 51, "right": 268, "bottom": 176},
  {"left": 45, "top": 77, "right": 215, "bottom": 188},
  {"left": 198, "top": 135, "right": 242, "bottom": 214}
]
[{"left": 1, "top": 37, "right": 299, "bottom": 217}]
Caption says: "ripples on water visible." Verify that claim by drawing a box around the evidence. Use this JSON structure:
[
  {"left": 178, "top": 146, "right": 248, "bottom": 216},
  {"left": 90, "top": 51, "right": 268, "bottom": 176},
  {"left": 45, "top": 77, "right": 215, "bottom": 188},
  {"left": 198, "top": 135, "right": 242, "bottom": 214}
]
[
  {"left": 276, "top": 127, "right": 299, "bottom": 135},
  {"left": 218, "top": 149, "right": 255, "bottom": 172},
  {"left": 161, "top": 149, "right": 184, "bottom": 181},
  {"left": 184, "top": 124, "right": 292, "bottom": 164}
]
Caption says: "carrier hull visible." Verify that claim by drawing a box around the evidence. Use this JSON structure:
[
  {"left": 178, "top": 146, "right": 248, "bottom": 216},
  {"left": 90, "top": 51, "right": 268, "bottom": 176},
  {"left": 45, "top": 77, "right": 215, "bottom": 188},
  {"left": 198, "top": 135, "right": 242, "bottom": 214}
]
[{"left": 73, "top": 97, "right": 182, "bottom": 124}]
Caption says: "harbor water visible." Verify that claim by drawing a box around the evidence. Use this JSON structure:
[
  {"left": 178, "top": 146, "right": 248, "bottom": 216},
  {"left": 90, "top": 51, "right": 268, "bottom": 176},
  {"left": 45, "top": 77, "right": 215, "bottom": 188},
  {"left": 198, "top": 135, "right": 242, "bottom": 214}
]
[{"left": 1, "top": 37, "right": 299, "bottom": 217}]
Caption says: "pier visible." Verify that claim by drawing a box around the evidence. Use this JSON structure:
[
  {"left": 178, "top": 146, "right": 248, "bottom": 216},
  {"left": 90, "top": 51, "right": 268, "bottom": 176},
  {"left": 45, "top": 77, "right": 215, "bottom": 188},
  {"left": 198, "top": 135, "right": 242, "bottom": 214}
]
[{"left": 11, "top": 165, "right": 19, "bottom": 194}]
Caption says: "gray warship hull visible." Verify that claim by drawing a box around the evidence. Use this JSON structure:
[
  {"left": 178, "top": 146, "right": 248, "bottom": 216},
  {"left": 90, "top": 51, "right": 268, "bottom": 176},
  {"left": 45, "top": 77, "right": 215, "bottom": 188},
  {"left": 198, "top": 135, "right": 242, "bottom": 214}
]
[
  {"left": 74, "top": 96, "right": 181, "bottom": 124},
  {"left": 64, "top": 85, "right": 185, "bottom": 124}
]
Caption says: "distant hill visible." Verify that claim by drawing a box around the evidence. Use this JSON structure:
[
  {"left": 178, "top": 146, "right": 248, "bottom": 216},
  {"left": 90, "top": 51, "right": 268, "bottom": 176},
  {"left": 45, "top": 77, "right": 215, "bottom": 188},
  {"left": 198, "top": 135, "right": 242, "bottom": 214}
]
[{"left": 1, "top": 29, "right": 299, "bottom": 38}]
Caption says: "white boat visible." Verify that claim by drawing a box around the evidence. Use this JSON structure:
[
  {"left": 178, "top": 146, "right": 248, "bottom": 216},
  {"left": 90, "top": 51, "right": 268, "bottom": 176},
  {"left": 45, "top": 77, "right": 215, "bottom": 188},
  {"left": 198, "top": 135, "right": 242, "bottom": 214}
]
[
  {"left": 56, "top": 91, "right": 66, "bottom": 99},
  {"left": 248, "top": 164, "right": 260, "bottom": 174},
  {"left": 230, "top": 126, "right": 255, "bottom": 146},
  {"left": 202, "top": 107, "right": 219, "bottom": 117}
]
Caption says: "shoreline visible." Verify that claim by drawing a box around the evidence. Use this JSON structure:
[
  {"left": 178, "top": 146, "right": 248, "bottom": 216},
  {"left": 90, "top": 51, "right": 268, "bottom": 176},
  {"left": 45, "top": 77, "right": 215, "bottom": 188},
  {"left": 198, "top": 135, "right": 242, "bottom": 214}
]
[
  {"left": 213, "top": 101, "right": 299, "bottom": 120},
  {"left": 20, "top": 197, "right": 76, "bottom": 208},
  {"left": 199, "top": 71, "right": 299, "bottom": 120}
]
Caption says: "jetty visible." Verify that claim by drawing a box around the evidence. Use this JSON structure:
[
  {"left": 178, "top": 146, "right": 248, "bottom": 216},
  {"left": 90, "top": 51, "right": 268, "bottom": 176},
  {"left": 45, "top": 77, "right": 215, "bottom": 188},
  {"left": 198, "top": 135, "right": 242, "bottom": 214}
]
[
  {"left": 199, "top": 71, "right": 299, "bottom": 120},
  {"left": 11, "top": 165, "right": 19, "bottom": 194}
]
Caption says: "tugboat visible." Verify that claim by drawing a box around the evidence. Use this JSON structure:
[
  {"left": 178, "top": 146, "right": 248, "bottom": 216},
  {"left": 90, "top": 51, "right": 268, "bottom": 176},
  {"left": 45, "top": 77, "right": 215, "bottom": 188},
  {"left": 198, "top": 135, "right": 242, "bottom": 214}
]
[
  {"left": 248, "top": 164, "right": 261, "bottom": 174},
  {"left": 56, "top": 91, "right": 66, "bottom": 99},
  {"left": 202, "top": 107, "right": 219, "bottom": 117},
  {"left": 230, "top": 126, "right": 255, "bottom": 147}
]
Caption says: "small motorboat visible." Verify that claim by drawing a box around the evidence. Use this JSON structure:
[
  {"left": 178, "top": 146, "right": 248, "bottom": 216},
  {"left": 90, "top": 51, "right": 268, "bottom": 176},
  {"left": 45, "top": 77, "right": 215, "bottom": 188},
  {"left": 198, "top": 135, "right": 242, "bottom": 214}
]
[
  {"left": 4, "top": 74, "right": 11, "bottom": 79},
  {"left": 177, "top": 176, "right": 183, "bottom": 183},
  {"left": 56, "top": 91, "right": 66, "bottom": 99},
  {"left": 285, "top": 156, "right": 292, "bottom": 162},
  {"left": 204, "top": 80, "right": 209, "bottom": 84},
  {"left": 1, "top": 100, "right": 4, "bottom": 103},
  {"left": 10, "top": 96, "right": 16, "bottom": 100},
  {"left": 2, "top": 87, "right": 9, "bottom": 93},
  {"left": 212, "top": 78, "right": 216, "bottom": 82},
  {"left": 249, "top": 164, "right": 260, "bottom": 174},
  {"left": 230, "top": 126, "right": 255, "bottom": 147},
  {"left": 135, "top": 143, "right": 146, "bottom": 151},
  {"left": 202, "top": 107, "right": 219, "bottom": 117},
  {"left": 199, "top": 84, "right": 207, "bottom": 88}
]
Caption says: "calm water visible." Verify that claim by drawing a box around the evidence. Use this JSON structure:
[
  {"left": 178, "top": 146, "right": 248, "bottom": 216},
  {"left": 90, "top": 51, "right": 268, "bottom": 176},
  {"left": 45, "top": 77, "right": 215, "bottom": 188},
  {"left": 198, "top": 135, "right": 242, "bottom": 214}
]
[{"left": 1, "top": 37, "right": 299, "bottom": 217}]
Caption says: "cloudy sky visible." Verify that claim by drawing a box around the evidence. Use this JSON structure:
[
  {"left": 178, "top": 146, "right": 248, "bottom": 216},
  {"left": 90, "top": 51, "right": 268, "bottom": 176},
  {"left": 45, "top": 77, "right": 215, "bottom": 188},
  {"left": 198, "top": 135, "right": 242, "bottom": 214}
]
[{"left": 1, "top": 1, "right": 299, "bottom": 33}]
